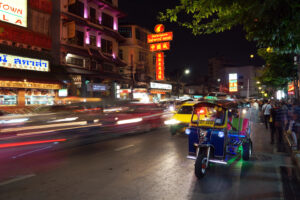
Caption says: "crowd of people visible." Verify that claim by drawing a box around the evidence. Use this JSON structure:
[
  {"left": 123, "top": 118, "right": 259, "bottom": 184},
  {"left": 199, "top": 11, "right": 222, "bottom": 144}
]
[{"left": 252, "top": 99, "right": 300, "bottom": 150}]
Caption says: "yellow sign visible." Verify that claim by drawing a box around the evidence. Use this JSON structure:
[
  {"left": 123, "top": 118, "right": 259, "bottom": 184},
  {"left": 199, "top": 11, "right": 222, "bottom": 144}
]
[{"left": 0, "top": 81, "right": 61, "bottom": 90}]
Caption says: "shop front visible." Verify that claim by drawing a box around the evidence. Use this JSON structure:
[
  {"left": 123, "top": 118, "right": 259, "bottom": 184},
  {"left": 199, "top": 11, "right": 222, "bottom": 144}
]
[
  {"left": 0, "top": 80, "right": 60, "bottom": 107},
  {"left": 149, "top": 82, "right": 172, "bottom": 102}
]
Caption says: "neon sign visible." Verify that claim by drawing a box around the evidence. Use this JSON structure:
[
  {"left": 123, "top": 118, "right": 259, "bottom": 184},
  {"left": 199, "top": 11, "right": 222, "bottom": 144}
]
[
  {"left": 0, "top": 53, "right": 49, "bottom": 72},
  {"left": 147, "top": 32, "right": 173, "bottom": 43},
  {"left": 0, "top": 0, "right": 27, "bottom": 27},
  {"left": 154, "top": 24, "right": 165, "bottom": 33},
  {"left": 156, "top": 52, "right": 164, "bottom": 80},
  {"left": 150, "top": 42, "right": 170, "bottom": 52}
]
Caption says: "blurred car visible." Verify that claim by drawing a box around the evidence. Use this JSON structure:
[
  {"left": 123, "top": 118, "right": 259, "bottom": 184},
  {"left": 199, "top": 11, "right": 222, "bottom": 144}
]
[
  {"left": 101, "top": 103, "right": 165, "bottom": 134},
  {"left": 164, "top": 101, "right": 197, "bottom": 135}
]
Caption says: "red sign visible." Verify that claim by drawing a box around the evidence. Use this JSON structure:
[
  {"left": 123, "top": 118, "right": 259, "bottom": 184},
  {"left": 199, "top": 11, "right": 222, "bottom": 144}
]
[
  {"left": 288, "top": 82, "right": 295, "bottom": 95},
  {"left": 150, "top": 42, "right": 170, "bottom": 52},
  {"left": 147, "top": 32, "right": 173, "bottom": 43},
  {"left": 156, "top": 52, "right": 164, "bottom": 80},
  {"left": 154, "top": 24, "right": 165, "bottom": 33}
]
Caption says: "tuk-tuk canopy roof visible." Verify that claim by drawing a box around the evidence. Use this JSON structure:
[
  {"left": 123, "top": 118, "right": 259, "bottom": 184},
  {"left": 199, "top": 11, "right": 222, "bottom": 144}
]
[{"left": 193, "top": 99, "right": 238, "bottom": 109}]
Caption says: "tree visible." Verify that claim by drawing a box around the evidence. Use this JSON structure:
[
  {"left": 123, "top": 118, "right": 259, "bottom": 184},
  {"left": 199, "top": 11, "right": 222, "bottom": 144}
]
[
  {"left": 159, "top": 0, "right": 300, "bottom": 54},
  {"left": 256, "top": 48, "right": 297, "bottom": 96}
]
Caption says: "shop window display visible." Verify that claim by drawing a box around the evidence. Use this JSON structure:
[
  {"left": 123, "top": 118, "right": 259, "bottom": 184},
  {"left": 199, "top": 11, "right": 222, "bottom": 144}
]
[
  {"left": 25, "top": 89, "right": 55, "bottom": 105},
  {"left": 0, "top": 89, "right": 18, "bottom": 105}
]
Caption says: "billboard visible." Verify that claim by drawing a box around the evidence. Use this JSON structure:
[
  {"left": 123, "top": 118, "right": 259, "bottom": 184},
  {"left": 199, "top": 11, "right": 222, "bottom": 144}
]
[
  {"left": 150, "top": 82, "right": 172, "bottom": 90},
  {"left": 0, "top": 0, "right": 27, "bottom": 27},
  {"left": 0, "top": 53, "right": 49, "bottom": 72},
  {"left": 229, "top": 73, "right": 238, "bottom": 92},
  {"left": 156, "top": 52, "right": 164, "bottom": 80},
  {"left": 147, "top": 32, "right": 173, "bottom": 43},
  {"left": 150, "top": 42, "right": 170, "bottom": 52}
]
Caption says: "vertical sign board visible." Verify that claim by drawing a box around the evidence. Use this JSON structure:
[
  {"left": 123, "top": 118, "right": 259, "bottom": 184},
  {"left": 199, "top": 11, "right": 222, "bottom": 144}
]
[
  {"left": 0, "top": 0, "right": 27, "bottom": 27},
  {"left": 288, "top": 82, "right": 295, "bottom": 95},
  {"left": 229, "top": 73, "right": 238, "bottom": 92},
  {"left": 156, "top": 52, "right": 164, "bottom": 80}
]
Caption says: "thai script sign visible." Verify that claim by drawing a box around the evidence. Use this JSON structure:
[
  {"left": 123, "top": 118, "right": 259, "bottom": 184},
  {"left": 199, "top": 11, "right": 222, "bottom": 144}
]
[
  {"left": 0, "top": 0, "right": 27, "bottom": 27},
  {"left": 147, "top": 32, "right": 173, "bottom": 43},
  {"left": 150, "top": 82, "right": 172, "bottom": 90},
  {"left": 0, "top": 53, "right": 49, "bottom": 72},
  {"left": 0, "top": 80, "right": 60, "bottom": 89}
]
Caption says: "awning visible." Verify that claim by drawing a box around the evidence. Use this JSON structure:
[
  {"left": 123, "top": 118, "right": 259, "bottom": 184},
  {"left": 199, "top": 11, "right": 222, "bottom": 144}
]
[{"left": 61, "top": 44, "right": 91, "bottom": 58}]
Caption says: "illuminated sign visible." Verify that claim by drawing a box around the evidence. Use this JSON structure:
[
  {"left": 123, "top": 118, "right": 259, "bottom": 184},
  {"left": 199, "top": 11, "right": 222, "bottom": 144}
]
[
  {"left": 0, "top": 0, "right": 27, "bottom": 27},
  {"left": 0, "top": 53, "right": 49, "bottom": 72},
  {"left": 154, "top": 24, "right": 165, "bottom": 33},
  {"left": 147, "top": 32, "right": 173, "bottom": 43},
  {"left": 58, "top": 89, "right": 68, "bottom": 97},
  {"left": 0, "top": 80, "right": 60, "bottom": 90},
  {"left": 150, "top": 42, "right": 170, "bottom": 52},
  {"left": 288, "top": 82, "right": 295, "bottom": 95},
  {"left": 229, "top": 73, "right": 238, "bottom": 92},
  {"left": 150, "top": 82, "right": 172, "bottom": 90},
  {"left": 156, "top": 52, "right": 164, "bottom": 80}
]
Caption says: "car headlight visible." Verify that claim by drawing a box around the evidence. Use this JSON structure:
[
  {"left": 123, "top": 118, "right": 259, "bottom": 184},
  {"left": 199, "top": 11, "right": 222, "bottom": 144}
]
[
  {"left": 185, "top": 128, "right": 191, "bottom": 135},
  {"left": 169, "top": 106, "right": 175, "bottom": 112},
  {"left": 164, "top": 119, "right": 180, "bottom": 125}
]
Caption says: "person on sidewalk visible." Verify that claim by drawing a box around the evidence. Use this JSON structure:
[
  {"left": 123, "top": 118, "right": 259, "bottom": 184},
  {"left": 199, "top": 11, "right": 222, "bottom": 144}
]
[
  {"left": 269, "top": 102, "right": 277, "bottom": 144},
  {"left": 262, "top": 100, "right": 272, "bottom": 129},
  {"left": 274, "top": 102, "right": 288, "bottom": 145}
]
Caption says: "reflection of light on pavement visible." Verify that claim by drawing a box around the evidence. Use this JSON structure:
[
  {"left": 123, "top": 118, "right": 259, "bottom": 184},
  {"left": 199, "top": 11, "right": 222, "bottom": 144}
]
[
  {"left": 0, "top": 118, "right": 29, "bottom": 124},
  {"left": 48, "top": 117, "right": 78, "bottom": 123},
  {"left": 12, "top": 145, "right": 52, "bottom": 159},
  {"left": 0, "top": 139, "right": 67, "bottom": 149}
]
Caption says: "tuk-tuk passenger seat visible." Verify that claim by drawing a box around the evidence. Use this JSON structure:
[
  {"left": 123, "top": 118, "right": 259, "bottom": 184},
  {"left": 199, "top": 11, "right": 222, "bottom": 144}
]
[{"left": 228, "top": 118, "right": 249, "bottom": 136}]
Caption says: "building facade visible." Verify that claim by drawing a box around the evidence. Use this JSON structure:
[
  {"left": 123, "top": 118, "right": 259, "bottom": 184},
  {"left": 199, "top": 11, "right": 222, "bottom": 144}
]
[
  {"left": 118, "top": 24, "right": 157, "bottom": 100},
  {"left": 53, "top": 0, "right": 126, "bottom": 98},
  {"left": 224, "top": 65, "right": 261, "bottom": 98},
  {"left": 0, "top": 0, "right": 61, "bottom": 109}
]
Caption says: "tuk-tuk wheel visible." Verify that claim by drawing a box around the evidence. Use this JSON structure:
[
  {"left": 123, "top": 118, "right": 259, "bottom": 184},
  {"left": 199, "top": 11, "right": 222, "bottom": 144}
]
[
  {"left": 195, "top": 153, "right": 208, "bottom": 179},
  {"left": 242, "top": 140, "right": 252, "bottom": 161}
]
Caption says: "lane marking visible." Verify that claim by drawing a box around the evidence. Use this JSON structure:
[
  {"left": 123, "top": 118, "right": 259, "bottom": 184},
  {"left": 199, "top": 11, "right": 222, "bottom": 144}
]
[
  {"left": 0, "top": 174, "right": 35, "bottom": 187},
  {"left": 114, "top": 144, "right": 135, "bottom": 152}
]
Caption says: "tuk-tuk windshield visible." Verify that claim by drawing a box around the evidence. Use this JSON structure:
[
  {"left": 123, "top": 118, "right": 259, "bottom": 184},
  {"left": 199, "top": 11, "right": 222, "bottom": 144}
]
[{"left": 191, "top": 105, "right": 226, "bottom": 126}]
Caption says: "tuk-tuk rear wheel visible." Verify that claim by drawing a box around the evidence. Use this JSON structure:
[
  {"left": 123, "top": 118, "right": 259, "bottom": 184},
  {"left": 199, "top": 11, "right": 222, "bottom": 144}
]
[{"left": 195, "top": 153, "right": 208, "bottom": 179}]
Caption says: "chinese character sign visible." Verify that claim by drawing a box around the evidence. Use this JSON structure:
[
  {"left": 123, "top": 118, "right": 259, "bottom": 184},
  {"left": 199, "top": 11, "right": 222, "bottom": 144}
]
[
  {"left": 156, "top": 52, "right": 164, "bottom": 80},
  {"left": 147, "top": 32, "right": 173, "bottom": 43},
  {"left": 229, "top": 73, "right": 238, "bottom": 92},
  {"left": 150, "top": 42, "right": 170, "bottom": 52}
]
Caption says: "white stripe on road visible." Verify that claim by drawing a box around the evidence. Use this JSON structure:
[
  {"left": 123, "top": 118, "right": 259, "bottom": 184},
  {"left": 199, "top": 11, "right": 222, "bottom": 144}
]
[
  {"left": 12, "top": 146, "right": 52, "bottom": 159},
  {"left": 0, "top": 174, "right": 35, "bottom": 186},
  {"left": 114, "top": 144, "right": 135, "bottom": 151}
]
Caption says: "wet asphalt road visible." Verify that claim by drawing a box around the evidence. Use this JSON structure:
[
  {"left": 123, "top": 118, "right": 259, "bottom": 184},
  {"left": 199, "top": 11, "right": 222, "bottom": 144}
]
[{"left": 0, "top": 122, "right": 300, "bottom": 200}]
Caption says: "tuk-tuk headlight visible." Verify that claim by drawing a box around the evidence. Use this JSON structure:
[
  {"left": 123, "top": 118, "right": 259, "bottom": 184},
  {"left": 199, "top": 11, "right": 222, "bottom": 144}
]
[
  {"left": 200, "top": 131, "right": 207, "bottom": 137},
  {"left": 218, "top": 131, "right": 225, "bottom": 138},
  {"left": 164, "top": 119, "right": 180, "bottom": 125},
  {"left": 185, "top": 128, "right": 191, "bottom": 135}
]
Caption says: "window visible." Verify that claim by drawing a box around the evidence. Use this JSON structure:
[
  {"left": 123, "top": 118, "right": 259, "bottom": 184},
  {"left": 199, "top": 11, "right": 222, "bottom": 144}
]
[
  {"left": 90, "top": 7, "right": 97, "bottom": 23},
  {"left": 119, "top": 27, "right": 132, "bottom": 38},
  {"left": 103, "top": 64, "right": 114, "bottom": 72},
  {"left": 76, "top": 31, "right": 84, "bottom": 46},
  {"left": 29, "top": 10, "right": 50, "bottom": 36},
  {"left": 135, "top": 28, "right": 147, "bottom": 43},
  {"left": 139, "top": 51, "right": 146, "bottom": 62},
  {"left": 102, "top": 13, "right": 114, "bottom": 29},
  {"left": 119, "top": 49, "right": 123, "bottom": 60},
  {"left": 68, "top": 0, "right": 84, "bottom": 18},
  {"left": 101, "top": 39, "right": 113, "bottom": 54},
  {"left": 178, "top": 106, "right": 193, "bottom": 114},
  {"left": 90, "top": 35, "right": 96, "bottom": 46},
  {"left": 66, "top": 56, "right": 84, "bottom": 67},
  {"left": 90, "top": 60, "right": 97, "bottom": 70}
]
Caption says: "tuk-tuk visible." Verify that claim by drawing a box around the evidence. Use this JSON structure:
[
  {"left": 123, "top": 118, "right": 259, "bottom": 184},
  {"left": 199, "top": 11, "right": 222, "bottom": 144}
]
[{"left": 185, "top": 99, "right": 252, "bottom": 178}]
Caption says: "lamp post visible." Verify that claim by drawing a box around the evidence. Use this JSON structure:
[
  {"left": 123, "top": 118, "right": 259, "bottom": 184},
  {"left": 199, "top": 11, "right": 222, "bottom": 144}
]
[{"left": 176, "top": 68, "right": 190, "bottom": 98}]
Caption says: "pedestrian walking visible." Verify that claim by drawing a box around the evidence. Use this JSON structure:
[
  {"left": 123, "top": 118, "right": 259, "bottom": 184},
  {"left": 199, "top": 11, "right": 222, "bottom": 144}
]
[{"left": 262, "top": 100, "right": 272, "bottom": 129}]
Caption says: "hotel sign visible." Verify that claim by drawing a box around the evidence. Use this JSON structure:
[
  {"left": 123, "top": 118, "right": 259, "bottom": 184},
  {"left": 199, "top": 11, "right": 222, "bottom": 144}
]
[
  {"left": 0, "top": 53, "right": 49, "bottom": 72},
  {"left": 147, "top": 32, "right": 173, "bottom": 43},
  {"left": 0, "top": 0, "right": 27, "bottom": 27},
  {"left": 150, "top": 42, "right": 170, "bottom": 52},
  {"left": 229, "top": 73, "right": 238, "bottom": 92},
  {"left": 156, "top": 52, "right": 164, "bottom": 80}
]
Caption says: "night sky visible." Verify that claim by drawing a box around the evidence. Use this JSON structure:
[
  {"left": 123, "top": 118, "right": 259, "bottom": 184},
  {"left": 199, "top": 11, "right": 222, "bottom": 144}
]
[{"left": 119, "top": 0, "right": 264, "bottom": 79}]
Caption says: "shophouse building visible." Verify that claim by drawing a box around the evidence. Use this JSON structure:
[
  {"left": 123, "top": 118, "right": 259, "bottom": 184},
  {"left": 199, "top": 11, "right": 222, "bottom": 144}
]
[
  {"left": 52, "top": 0, "right": 126, "bottom": 98},
  {"left": 0, "top": 0, "right": 61, "bottom": 109}
]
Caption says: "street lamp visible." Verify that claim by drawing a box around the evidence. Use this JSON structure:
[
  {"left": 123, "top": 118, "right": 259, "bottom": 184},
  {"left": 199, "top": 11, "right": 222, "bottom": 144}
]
[
  {"left": 256, "top": 81, "right": 260, "bottom": 84},
  {"left": 258, "top": 86, "right": 262, "bottom": 90},
  {"left": 250, "top": 54, "right": 254, "bottom": 59},
  {"left": 185, "top": 69, "right": 190, "bottom": 75}
]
